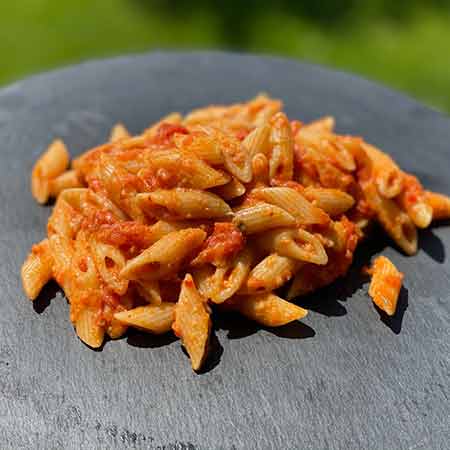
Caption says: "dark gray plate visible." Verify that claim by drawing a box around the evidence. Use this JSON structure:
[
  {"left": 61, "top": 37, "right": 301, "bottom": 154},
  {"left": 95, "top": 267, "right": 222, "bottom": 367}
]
[{"left": 1, "top": 51, "right": 449, "bottom": 450}]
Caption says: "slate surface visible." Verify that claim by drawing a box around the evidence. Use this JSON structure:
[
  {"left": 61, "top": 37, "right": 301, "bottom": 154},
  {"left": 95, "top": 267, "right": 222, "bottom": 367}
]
[{"left": 0, "top": 51, "right": 449, "bottom": 450}]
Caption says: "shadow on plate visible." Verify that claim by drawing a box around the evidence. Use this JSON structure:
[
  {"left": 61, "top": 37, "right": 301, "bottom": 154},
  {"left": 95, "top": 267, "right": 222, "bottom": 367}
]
[
  {"left": 419, "top": 226, "right": 447, "bottom": 263},
  {"left": 33, "top": 281, "right": 61, "bottom": 314}
]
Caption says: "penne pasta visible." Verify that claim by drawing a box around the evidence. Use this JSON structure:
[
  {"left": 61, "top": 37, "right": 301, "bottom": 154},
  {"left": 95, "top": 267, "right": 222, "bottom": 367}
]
[
  {"left": 255, "top": 228, "right": 328, "bottom": 265},
  {"left": 362, "top": 183, "right": 417, "bottom": 255},
  {"left": 398, "top": 175, "right": 432, "bottom": 229},
  {"left": 109, "top": 123, "right": 131, "bottom": 142},
  {"left": 49, "top": 170, "right": 83, "bottom": 197},
  {"left": 138, "top": 189, "right": 232, "bottom": 220},
  {"left": 205, "top": 248, "right": 253, "bottom": 304},
  {"left": 21, "top": 239, "right": 54, "bottom": 300},
  {"left": 114, "top": 303, "right": 175, "bottom": 334},
  {"left": 22, "top": 95, "right": 447, "bottom": 372},
  {"left": 31, "top": 139, "right": 70, "bottom": 203},
  {"left": 425, "top": 190, "right": 450, "bottom": 221},
  {"left": 362, "top": 143, "right": 404, "bottom": 199},
  {"left": 141, "top": 148, "right": 230, "bottom": 189},
  {"left": 120, "top": 228, "right": 206, "bottom": 281},
  {"left": 245, "top": 254, "right": 300, "bottom": 293},
  {"left": 269, "top": 112, "right": 294, "bottom": 181},
  {"left": 75, "top": 307, "right": 105, "bottom": 348},
  {"left": 232, "top": 293, "right": 307, "bottom": 327},
  {"left": 303, "top": 187, "right": 355, "bottom": 217},
  {"left": 367, "top": 256, "right": 403, "bottom": 316},
  {"left": 135, "top": 280, "right": 162, "bottom": 305},
  {"left": 252, "top": 187, "right": 329, "bottom": 225},
  {"left": 232, "top": 202, "right": 296, "bottom": 234},
  {"left": 172, "top": 274, "right": 211, "bottom": 371},
  {"left": 211, "top": 176, "right": 246, "bottom": 201}
]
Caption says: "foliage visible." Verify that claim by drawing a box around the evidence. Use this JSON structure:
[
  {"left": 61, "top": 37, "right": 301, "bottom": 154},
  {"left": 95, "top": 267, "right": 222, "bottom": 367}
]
[{"left": 0, "top": 0, "right": 449, "bottom": 112}]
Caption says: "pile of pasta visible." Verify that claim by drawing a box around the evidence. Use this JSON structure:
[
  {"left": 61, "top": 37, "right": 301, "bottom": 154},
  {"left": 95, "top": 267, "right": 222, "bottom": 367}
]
[{"left": 22, "top": 95, "right": 450, "bottom": 371}]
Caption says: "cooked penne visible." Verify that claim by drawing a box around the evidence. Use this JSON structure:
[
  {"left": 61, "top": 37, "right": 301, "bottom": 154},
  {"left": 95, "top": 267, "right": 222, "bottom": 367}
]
[
  {"left": 367, "top": 256, "right": 403, "bottom": 316},
  {"left": 91, "top": 241, "right": 128, "bottom": 295},
  {"left": 255, "top": 228, "right": 328, "bottom": 265},
  {"left": 205, "top": 248, "right": 253, "bottom": 304},
  {"left": 211, "top": 177, "right": 246, "bottom": 200},
  {"left": 232, "top": 293, "right": 307, "bottom": 327},
  {"left": 141, "top": 148, "right": 230, "bottom": 189},
  {"left": 303, "top": 187, "right": 355, "bottom": 217},
  {"left": 135, "top": 280, "right": 162, "bottom": 305},
  {"left": 144, "top": 112, "right": 183, "bottom": 137},
  {"left": 361, "top": 182, "right": 417, "bottom": 255},
  {"left": 114, "top": 303, "right": 175, "bottom": 334},
  {"left": 172, "top": 274, "right": 211, "bottom": 371},
  {"left": 252, "top": 187, "right": 329, "bottom": 225},
  {"left": 138, "top": 189, "right": 232, "bottom": 220},
  {"left": 49, "top": 170, "right": 83, "bottom": 197},
  {"left": 398, "top": 175, "right": 432, "bottom": 229},
  {"left": 173, "top": 132, "right": 225, "bottom": 166},
  {"left": 109, "top": 123, "right": 131, "bottom": 142},
  {"left": 425, "top": 190, "right": 450, "bottom": 220},
  {"left": 362, "top": 143, "right": 404, "bottom": 198},
  {"left": 75, "top": 307, "right": 105, "bottom": 348},
  {"left": 232, "top": 202, "right": 296, "bottom": 234},
  {"left": 31, "top": 139, "right": 70, "bottom": 203},
  {"left": 21, "top": 239, "right": 54, "bottom": 300},
  {"left": 245, "top": 254, "right": 299, "bottom": 293},
  {"left": 269, "top": 112, "right": 294, "bottom": 181},
  {"left": 22, "top": 95, "right": 448, "bottom": 372},
  {"left": 121, "top": 228, "right": 206, "bottom": 281}
]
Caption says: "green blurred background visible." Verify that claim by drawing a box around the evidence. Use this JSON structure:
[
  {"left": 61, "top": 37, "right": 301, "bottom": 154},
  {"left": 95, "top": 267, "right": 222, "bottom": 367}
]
[{"left": 1, "top": 0, "right": 449, "bottom": 113}]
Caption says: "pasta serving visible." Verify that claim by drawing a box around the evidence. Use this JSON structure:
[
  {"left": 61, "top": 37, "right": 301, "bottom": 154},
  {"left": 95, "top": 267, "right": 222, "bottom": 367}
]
[{"left": 21, "top": 95, "right": 450, "bottom": 371}]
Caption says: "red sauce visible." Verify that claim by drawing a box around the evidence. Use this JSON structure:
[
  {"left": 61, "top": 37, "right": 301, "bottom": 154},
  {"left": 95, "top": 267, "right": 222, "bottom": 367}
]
[
  {"left": 152, "top": 123, "right": 189, "bottom": 145},
  {"left": 192, "top": 222, "right": 245, "bottom": 266},
  {"left": 96, "top": 222, "right": 156, "bottom": 249}
]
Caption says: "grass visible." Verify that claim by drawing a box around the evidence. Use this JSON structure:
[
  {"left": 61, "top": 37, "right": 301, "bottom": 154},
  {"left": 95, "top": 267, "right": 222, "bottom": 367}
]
[{"left": 0, "top": 0, "right": 449, "bottom": 113}]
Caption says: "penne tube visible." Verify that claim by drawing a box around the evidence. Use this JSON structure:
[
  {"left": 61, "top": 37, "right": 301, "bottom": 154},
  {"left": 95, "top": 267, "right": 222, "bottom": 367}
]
[
  {"left": 138, "top": 189, "right": 232, "bottom": 220},
  {"left": 49, "top": 170, "right": 83, "bottom": 197},
  {"left": 144, "top": 112, "right": 183, "bottom": 137},
  {"left": 398, "top": 175, "right": 432, "bottom": 229},
  {"left": 91, "top": 241, "right": 128, "bottom": 295},
  {"left": 232, "top": 292, "right": 307, "bottom": 327},
  {"left": 256, "top": 228, "right": 328, "bottom": 265},
  {"left": 135, "top": 280, "right": 162, "bottom": 305},
  {"left": 232, "top": 202, "right": 296, "bottom": 234},
  {"left": 172, "top": 274, "right": 211, "bottom": 371},
  {"left": 21, "top": 239, "right": 54, "bottom": 300},
  {"left": 269, "top": 112, "right": 294, "bottom": 181},
  {"left": 109, "top": 123, "right": 130, "bottom": 142},
  {"left": 242, "top": 124, "right": 271, "bottom": 158},
  {"left": 252, "top": 187, "right": 329, "bottom": 225},
  {"left": 303, "top": 187, "right": 355, "bottom": 217},
  {"left": 143, "top": 148, "right": 230, "bottom": 189},
  {"left": 362, "top": 183, "right": 417, "bottom": 255},
  {"left": 120, "top": 228, "right": 206, "bottom": 281},
  {"left": 173, "top": 132, "right": 225, "bottom": 166},
  {"left": 31, "top": 139, "right": 70, "bottom": 203},
  {"left": 75, "top": 307, "right": 105, "bottom": 348},
  {"left": 114, "top": 303, "right": 175, "bottom": 334},
  {"left": 367, "top": 256, "right": 403, "bottom": 316},
  {"left": 362, "top": 143, "right": 404, "bottom": 198},
  {"left": 245, "top": 254, "right": 299, "bottom": 293},
  {"left": 425, "top": 190, "right": 450, "bottom": 221},
  {"left": 207, "top": 248, "right": 253, "bottom": 304},
  {"left": 211, "top": 177, "right": 246, "bottom": 201}
]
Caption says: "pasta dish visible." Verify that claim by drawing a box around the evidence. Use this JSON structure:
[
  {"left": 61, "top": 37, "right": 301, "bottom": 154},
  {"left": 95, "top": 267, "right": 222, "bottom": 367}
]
[{"left": 21, "top": 95, "right": 450, "bottom": 371}]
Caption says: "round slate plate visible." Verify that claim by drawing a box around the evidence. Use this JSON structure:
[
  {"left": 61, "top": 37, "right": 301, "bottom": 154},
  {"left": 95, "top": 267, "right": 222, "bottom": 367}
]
[{"left": 1, "top": 51, "right": 449, "bottom": 450}]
